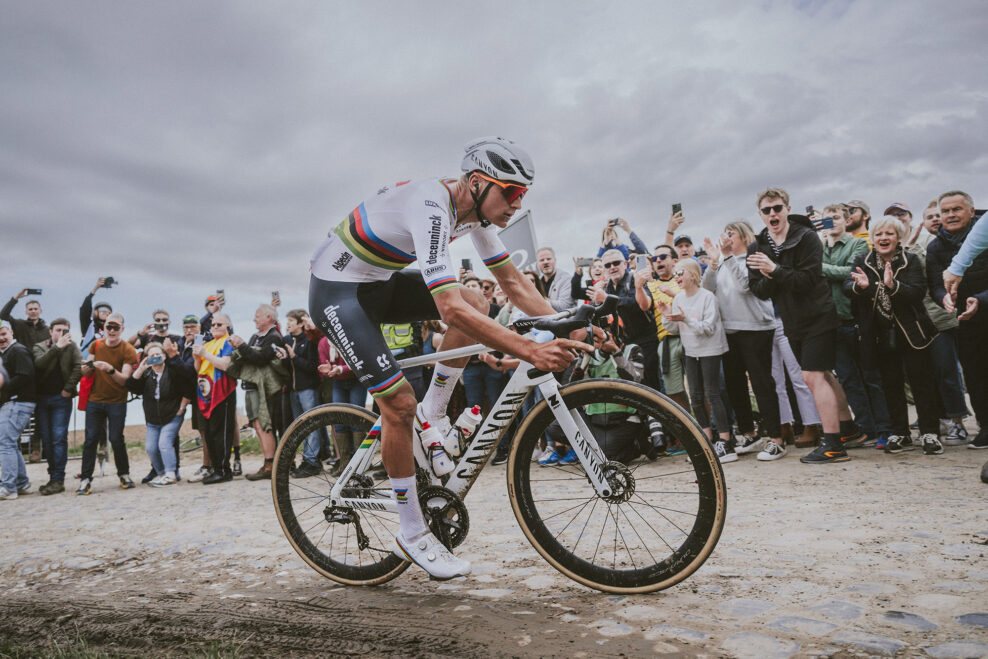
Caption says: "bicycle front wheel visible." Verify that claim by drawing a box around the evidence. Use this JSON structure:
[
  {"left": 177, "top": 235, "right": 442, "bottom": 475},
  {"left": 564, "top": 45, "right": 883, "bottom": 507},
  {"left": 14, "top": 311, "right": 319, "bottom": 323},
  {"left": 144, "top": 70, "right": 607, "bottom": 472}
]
[
  {"left": 272, "top": 403, "right": 409, "bottom": 586},
  {"left": 507, "top": 379, "right": 726, "bottom": 593}
]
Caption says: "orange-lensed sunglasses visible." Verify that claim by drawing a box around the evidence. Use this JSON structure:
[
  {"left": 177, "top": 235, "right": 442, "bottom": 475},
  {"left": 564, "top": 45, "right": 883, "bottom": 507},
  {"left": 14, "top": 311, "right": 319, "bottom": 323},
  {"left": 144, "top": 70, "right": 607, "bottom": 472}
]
[{"left": 475, "top": 172, "right": 528, "bottom": 204}]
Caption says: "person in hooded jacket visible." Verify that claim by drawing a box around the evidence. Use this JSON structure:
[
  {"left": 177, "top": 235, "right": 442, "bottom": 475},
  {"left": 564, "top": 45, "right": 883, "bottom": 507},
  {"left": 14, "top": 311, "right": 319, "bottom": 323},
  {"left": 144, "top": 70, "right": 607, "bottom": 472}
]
[
  {"left": 126, "top": 343, "right": 186, "bottom": 487},
  {"left": 746, "top": 187, "right": 857, "bottom": 465},
  {"left": 845, "top": 215, "right": 942, "bottom": 456}
]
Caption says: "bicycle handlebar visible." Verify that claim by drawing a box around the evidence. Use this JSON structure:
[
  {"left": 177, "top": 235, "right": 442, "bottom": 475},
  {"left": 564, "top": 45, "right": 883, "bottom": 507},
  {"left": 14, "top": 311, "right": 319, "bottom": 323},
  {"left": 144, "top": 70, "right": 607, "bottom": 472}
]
[{"left": 512, "top": 295, "right": 619, "bottom": 338}]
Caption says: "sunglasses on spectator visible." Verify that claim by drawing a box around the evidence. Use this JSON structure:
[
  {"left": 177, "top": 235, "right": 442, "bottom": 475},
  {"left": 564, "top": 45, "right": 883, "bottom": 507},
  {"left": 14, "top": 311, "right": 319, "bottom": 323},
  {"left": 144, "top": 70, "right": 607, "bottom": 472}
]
[
  {"left": 474, "top": 172, "right": 528, "bottom": 204},
  {"left": 654, "top": 253, "right": 670, "bottom": 261},
  {"left": 154, "top": 317, "right": 168, "bottom": 323},
  {"left": 603, "top": 260, "right": 624, "bottom": 268},
  {"left": 105, "top": 324, "right": 122, "bottom": 331},
  {"left": 759, "top": 204, "right": 785, "bottom": 215}
]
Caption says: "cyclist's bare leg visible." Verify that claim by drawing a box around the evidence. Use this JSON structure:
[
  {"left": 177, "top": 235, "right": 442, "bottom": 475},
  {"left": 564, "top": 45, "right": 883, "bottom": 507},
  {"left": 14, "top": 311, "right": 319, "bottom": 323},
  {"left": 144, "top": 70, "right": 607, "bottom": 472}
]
[
  {"left": 421, "top": 286, "right": 489, "bottom": 421},
  {"left": 378, "top": 385, "right": 418, "bottom": 478}
]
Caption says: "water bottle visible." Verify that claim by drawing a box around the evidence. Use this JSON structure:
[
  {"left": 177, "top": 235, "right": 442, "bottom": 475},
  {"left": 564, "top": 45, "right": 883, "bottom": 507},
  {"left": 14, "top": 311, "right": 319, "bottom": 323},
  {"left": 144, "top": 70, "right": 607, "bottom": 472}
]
[
  {"left": 648, "top": 417, "right": 665, "bottom": 450},
  {"left": 445, "top": 405, "right": 482, "bottom": 457},
  {"left": 420, "top": 421, "right": 454, "bottom": 476}
]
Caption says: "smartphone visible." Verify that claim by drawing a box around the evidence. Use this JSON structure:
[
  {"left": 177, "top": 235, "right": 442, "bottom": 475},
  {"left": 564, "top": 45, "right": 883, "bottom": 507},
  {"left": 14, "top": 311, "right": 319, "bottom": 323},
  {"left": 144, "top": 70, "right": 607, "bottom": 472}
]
[
  {"left": 146, "top": 354, "right": 164, "bottom": 366},
  {"left": 671, "top": 203, "right": 682, "bottom": 215},
  {"left": 26, "top": 288, "right": 42, "bottom": 295},
  {"left": 805, "top": 205, "right": 814, "bottom": 216},
  {"left": 635, "top": 254, "right": 650, "bottom": 271},
  {"left": 271, "top": 291, "right": 280, "bottom": 303},
  {"left": 608, "top": 218, "right": 619, "bottom": 227},
  {"left": 575, "top": 257, "right": 593, "bottom": 268},
  {"left": 216, "top": 289, "right": 224, "bottom": 297},
  {"left": 193, "top": 333, "right": 204, "bottom": 346},
  {"left": 461, "top": 259, "right": 472, "bottom": 271},
  {"left": 817, "top": 216, "right": 836, "bottom": 230}
]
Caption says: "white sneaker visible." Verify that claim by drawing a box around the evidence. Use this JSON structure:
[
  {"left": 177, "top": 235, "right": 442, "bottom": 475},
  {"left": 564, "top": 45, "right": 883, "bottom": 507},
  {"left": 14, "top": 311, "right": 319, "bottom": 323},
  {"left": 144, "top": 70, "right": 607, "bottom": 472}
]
[
  {"left": 187, "top": 466, "right": 210, "bottom": 483},
  {"left": 734, "top": 434, "right": 765, "bottom": 455},
  {"left": 17, "top": 482, "right": 33, "bottom": 495},
  {"left": 0, "top": 487, "right": 17, "bottom": 500},
  {"left": 536, "top": 447, "right": 555, "bottom": 463},
  {"left": 757, "top": 441, "right": 788, "bottom": 461},
  {"left": 149, "top": 474, "right": 177, "bottom": 487},
  {"left": 921, "top": 433, "right": 944, "bottom": 455},
  {"left": 394, "top": 532, "right": 471, "bottom": 580},
  {"left": 943, "top": 421, "right": 968, "bottom": 446}
]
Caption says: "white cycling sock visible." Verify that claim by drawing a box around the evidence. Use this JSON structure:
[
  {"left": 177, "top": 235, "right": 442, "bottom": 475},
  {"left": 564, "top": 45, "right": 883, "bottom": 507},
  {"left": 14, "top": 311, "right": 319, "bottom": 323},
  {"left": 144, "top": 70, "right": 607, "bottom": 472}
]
[
  {"left": 390, "top": 475, "right": 429, "bottom": 541},
  {"left": 422, "top": 364, "right": 464, "bottom": 421}
]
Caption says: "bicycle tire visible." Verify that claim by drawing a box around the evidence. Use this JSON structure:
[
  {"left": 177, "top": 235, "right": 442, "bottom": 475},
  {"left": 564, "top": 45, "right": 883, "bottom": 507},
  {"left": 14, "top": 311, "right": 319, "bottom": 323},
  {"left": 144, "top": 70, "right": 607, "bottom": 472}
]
[
  {"left": 506, "top": 379, "right": 726, "bottom": 594},
  {"left": 272, "top": 403, "right": 409, "bottom": 586},
  {"left": 178, "top": 435, "right": 203, "bottom": 453}
]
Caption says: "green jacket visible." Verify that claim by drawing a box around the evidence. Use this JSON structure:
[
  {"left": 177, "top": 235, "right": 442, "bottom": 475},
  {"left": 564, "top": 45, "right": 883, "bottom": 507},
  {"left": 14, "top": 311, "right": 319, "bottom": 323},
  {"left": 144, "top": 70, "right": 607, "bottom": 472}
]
[
  {"left": 32, "top": 339, "right": 83, "bottom": 396},
  {"left": 822, "top": 234, "right": 869, "bottom": 321},
  {"left": 226, "top": 351, "right": 288, "bottom": 433}
]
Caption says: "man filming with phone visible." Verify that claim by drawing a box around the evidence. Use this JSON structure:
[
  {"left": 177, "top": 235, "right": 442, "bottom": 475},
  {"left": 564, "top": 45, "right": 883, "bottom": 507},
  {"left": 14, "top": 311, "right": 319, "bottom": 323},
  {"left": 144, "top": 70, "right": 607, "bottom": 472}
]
[
  {"left": 1, "top": 288, "right": 49, "bottom": 350},
  {"left": 307, "top": 137, "right": 588, "bottom": 580}
]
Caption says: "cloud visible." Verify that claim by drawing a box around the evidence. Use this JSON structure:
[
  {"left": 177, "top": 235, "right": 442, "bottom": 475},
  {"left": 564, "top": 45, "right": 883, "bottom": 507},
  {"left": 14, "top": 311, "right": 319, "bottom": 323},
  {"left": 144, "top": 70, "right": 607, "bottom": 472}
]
[{"left": 1, "top": 0, "right": 986, "bottom": 330}]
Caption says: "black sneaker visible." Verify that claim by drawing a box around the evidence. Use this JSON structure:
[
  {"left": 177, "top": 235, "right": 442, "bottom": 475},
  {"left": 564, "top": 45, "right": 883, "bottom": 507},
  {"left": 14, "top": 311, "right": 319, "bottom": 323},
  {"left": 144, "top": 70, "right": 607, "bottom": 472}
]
[
  {"left": 981, "top": 460, "right": 988, "bottom": 484},
  {"left": 491, "top": 449, "right": 508, "bottom": 466},
  {"left": 141, "top": 468, "right": 158, "bottom": 485},
  {"left": 841, "top": 431, "right": 871, "bottom": 449},
  {"left": 202, "top": 469, "right": 233, "bottom": 485},
  {"left": 921, "top": 433, "right": 944, "bottom": 455},
  {"left": 291, "top": 461, "right": 322, "bottom": 478},
  {"left": 119, "top": 475, "right": 136, "bottom": 489},
  {"left": 969, "top": 428, "right": 988, "bottom": 450},
  {"left": 713, "top": 439, "right": 737, "bottom": 463},
  {"left": 884, "top": 435, "right": 915, "bottom": 454},
  {"left": 40, "top": 480, "right": 65, "bottom": 496},
  {"left": 800, "top": 442, "right": 850, "bottom": 464}
]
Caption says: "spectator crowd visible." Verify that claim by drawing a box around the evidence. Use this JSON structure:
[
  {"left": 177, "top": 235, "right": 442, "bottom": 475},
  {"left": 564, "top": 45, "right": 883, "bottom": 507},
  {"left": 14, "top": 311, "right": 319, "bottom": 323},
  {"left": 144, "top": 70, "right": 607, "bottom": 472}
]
[{"left": 1, "top": 187, "right": 987, "bottom": 500}]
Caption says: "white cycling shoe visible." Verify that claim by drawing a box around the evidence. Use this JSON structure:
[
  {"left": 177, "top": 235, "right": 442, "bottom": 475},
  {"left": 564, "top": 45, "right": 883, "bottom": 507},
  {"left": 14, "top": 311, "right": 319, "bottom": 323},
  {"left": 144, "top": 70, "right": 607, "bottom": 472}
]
[{"left": 394, "top": 531, "right": 471, "bottom": 581}]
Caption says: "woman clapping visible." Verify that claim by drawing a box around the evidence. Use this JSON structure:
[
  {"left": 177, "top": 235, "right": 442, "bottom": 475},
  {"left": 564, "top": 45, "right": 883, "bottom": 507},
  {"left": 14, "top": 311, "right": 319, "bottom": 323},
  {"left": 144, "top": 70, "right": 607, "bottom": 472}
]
[{"left": 844, "top": 216, "right": 943, "bottom": 455}]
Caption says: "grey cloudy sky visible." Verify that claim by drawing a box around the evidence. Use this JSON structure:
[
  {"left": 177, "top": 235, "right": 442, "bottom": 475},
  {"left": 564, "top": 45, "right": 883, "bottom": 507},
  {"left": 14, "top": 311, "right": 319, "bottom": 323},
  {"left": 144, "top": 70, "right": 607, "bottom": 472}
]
[{"left": 2, "top": 0, "right": 987, "bottom": 334}]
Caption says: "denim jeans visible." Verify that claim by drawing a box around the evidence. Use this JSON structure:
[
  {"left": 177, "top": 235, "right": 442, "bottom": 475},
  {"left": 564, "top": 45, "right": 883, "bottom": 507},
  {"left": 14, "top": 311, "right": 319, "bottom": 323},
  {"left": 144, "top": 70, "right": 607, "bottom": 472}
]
[
  {"left": 146, "top": 414, "right": 183, "bottom": 477},
  {"left": 290, "top": 388, "right": 330, "bottom": 466},
  {"left": 771, "top": 320, "right": 821, "bottom": 426},
  {"left": 0, "top": 401, "right": 36, "bottom": 493},
  {"left": 834, "top": 324, "right": 893, "bottom": 435},
  {"left": 81, "top": 401, "right": 129, "bottom": 480},
  {"left": 462, "top": 362, "right": 506, "bottom": 411},
  {"left": 35, "top": 394, "right": 72, "bottom": 482}
]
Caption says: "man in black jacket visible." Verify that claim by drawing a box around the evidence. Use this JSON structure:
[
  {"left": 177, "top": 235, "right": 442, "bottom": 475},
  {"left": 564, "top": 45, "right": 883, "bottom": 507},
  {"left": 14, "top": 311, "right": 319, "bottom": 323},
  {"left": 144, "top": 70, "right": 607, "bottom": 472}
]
[
  {"left": 1, "top": 290, "right": 49, "bottom": 350},
  {"left": 589, "top": 249, "right": 661, "bottom": 392},
  {"left": 927, "top": 190, "right": 988, "bottom": 450},
  {"left": 747, "top": 187, "right": 857, "bottom": 464},
  {"left": 32, "top": 319, "right": 82, "bottom": 495},
  {"left": 230, "top": 304, "right": 285, "bottom": 480},
  {"left": 0, "top": 323, "right": 37, "bottom": 500}
]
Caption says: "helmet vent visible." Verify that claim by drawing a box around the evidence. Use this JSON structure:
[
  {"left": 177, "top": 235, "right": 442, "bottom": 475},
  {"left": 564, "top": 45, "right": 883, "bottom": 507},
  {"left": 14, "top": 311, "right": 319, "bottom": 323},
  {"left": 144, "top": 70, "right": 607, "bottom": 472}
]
[{"left": 486, "top": 150, "right": 515, "bottom": 175}]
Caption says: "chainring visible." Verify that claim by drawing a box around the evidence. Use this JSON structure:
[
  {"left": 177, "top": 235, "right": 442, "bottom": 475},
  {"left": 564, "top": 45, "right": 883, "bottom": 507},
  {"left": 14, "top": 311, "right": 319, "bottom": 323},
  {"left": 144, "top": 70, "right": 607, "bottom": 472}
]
[{"left": 418, "top": 485, "right": 470, "bottom": 549}]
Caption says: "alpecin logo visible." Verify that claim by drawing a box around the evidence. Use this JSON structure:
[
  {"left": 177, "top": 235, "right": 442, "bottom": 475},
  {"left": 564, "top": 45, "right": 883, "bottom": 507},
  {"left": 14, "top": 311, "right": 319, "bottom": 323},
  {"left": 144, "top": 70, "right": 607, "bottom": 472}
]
[{"left": 332, "top": 252, "right": 353, "bottom": 271}]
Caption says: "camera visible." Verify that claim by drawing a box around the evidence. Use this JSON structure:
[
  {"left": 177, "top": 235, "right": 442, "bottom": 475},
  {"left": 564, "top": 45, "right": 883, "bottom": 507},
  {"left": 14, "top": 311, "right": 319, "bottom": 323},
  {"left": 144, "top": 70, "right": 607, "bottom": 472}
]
[
  {"left": 154, "top": 322, "right": 168, "bottom": 331},
  {"left": 146, "top": 354, "right": 164, "bottom": 366},
  {"left": 101, "top": 277, "right": 116, "bottom": 288},
  {"left": 461, "top": 259, "right": 472, "bottom": 271},
  {"left": 26, "top": 288, "right": 42, "bottom": 295}
]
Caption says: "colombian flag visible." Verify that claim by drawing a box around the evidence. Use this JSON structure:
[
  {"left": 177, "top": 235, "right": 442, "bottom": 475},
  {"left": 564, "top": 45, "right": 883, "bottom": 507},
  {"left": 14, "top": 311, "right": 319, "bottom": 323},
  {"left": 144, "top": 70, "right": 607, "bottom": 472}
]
[{"left": 197, "top": 336, "right": 236, "bottom": 418}]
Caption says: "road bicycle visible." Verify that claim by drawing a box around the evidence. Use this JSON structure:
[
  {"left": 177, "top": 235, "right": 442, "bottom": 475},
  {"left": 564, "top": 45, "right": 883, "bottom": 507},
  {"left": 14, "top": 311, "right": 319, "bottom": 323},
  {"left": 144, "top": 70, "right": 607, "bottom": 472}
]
[{"left": 271, "top": 300, "right": 726, "bottom": 594}]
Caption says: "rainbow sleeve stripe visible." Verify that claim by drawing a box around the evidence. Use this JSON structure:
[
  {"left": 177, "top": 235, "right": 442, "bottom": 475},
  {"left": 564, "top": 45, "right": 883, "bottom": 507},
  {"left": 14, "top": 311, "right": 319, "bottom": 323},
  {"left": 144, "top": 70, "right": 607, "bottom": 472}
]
[
  {"left": 427, "top": 276, "right": 458, "bottom": 296},
  {"left": 367, "top": 371, "right": 407, "bottom": 398},
  {"left": 334, "top": 203, "right": 416, "bottom": 270},
  {"left": 483, "top": 251, "right": 512, "bottom": 271}
]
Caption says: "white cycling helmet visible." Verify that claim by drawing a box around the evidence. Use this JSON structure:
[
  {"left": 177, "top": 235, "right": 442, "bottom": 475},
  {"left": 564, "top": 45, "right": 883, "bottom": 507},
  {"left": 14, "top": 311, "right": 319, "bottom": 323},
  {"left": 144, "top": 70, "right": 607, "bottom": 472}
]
[{"left": 461, "top": 136, "right": 534, "bottom": 187}]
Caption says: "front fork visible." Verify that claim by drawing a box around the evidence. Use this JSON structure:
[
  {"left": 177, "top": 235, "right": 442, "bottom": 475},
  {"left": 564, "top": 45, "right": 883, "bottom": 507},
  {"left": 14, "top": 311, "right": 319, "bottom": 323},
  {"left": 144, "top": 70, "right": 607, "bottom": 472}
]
[{"left": 536, "top": 376, "right": 614, "bottom": 499}]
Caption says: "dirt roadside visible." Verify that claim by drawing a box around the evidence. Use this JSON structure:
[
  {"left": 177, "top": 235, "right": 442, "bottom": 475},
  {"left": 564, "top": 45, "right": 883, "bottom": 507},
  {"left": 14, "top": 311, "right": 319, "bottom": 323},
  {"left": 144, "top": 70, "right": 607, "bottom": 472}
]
[{"left": 1, "top": 428, "right": 986, "bottom": 658}]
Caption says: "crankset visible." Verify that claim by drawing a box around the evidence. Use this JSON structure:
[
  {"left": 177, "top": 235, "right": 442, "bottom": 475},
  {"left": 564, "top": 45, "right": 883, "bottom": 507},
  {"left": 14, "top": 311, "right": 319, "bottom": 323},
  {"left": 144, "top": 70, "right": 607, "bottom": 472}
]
[{"left": 419, "top": 486, "right": 470, "bottom": 550}]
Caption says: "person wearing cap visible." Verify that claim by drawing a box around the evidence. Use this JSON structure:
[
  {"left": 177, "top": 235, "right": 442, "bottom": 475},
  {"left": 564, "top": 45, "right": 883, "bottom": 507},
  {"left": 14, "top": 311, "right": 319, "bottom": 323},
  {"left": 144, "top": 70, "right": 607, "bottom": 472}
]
[
  {"left": 76, "top": 312, "right": 139, "bottom": 495},
  {"left": 845, "top": 200, "right": 872, "bottom": 247},
  {"left": 673, "top": 235, "right": 709, "bottom": 274},
  {"left": 79, "top": 277, "right": 114, "bottom": 353},
  {"left": 199, "top": 294, "right": 224, "bottom": 339}
]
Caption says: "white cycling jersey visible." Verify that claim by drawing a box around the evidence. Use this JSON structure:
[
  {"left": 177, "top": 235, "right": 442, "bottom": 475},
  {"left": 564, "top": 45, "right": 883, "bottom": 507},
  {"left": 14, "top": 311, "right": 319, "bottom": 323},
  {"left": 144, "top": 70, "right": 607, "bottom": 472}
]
[{"left": 310, "top": 178, "right": 512, "bottom": 294}]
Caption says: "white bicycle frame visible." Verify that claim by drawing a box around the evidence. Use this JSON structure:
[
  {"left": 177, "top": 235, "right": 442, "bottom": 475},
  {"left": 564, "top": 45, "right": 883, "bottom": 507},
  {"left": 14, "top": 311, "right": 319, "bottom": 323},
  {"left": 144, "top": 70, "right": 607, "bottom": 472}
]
[{"left": 327, "top": 342, "right": 616, "bottom": 513}]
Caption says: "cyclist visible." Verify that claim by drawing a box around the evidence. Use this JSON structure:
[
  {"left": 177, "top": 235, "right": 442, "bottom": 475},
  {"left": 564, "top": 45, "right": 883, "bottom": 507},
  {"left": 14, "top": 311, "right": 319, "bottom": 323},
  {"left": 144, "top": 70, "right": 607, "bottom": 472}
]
[{"left": 308, "top": 137, "right": 588, "bottom": 580}]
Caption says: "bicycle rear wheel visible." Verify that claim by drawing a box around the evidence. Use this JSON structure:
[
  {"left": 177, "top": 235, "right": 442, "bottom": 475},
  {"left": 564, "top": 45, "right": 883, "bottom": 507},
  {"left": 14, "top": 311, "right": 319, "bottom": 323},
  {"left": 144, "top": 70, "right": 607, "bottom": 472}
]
[
  {"left": 507, "top": 379, "right": 726, "bottom": 593},
  {"left": 272, "top": 403, "right": 409, "bottom": 586}
]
